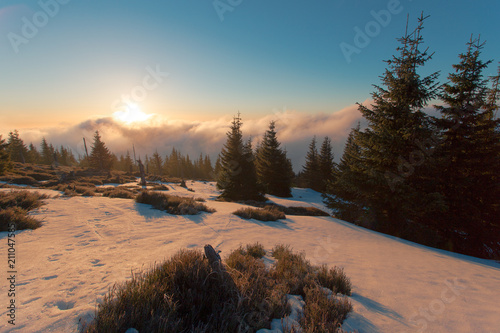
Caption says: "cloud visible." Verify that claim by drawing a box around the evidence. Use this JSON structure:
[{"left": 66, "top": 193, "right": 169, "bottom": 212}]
[{"left": 2, "top": 103, "right": 366, "bottom": 171}]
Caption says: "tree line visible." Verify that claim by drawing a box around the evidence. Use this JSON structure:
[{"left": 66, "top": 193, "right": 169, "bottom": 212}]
[{"left": 0, "top": 130, "right": 214, "bottom": 180}]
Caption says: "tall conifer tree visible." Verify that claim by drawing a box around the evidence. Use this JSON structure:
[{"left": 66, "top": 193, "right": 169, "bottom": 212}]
[
  {"left": 256, "top": 121, "right": 293, "bottom": 197},
  {"left": 324, "top": 124, "right": 368, "bottom": 222},
  {"left": 7, "top": 130, "right": 28, "bottom": 163},
  {"left": 217, "top": 114, "right": 262, "bottom": 201},
  {"left": 318, "top": 136, "right": 335, "bottom": 192},
  {"left": 351, "top": 15, "right": 440, "bottom": 231},
  {"left": 40, "top": 138, "right": 55, "bottom": 165},
  {"left": 27, "top": 143, "right": 40, "bottom": 164},
  {"left": 89, "top": 131, "right": 113, "bottom": 170},
  {"left": 434, "top": 38, "right": 500, "bottom": 258}
]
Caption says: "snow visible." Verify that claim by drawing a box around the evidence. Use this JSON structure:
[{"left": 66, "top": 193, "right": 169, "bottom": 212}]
[
  {"left": 258, "top": 295, "right": 305, "bottom": 333},
  {"left": 1, "top": 181, "right": 499, "bottom": 332}
]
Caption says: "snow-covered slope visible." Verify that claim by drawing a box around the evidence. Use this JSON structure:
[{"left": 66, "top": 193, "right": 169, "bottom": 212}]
[{"left": 1, "top": 183, "right": 499, "bottom": 333}]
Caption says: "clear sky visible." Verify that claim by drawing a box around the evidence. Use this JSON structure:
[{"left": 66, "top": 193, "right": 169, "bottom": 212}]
[{"left": 0, "top": 0, "right": 499, "bottom": 167}]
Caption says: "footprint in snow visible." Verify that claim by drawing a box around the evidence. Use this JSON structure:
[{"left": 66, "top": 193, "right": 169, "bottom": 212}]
[
  {"left": 90, "top": 259, "right": 104, "bottom": 267},
  {"left": 48, "top": 254, "right": 62, "bottom": 262},
  {"left": 45, "top": 300, "right": 75, "bottom": 311}
]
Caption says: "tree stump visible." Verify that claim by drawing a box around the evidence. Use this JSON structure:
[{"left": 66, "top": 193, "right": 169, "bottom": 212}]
[
  {"left": 204, "top": 244, "right": 240, "bottom": 302},
  {"left": 138, "top": 160, "right": 147, "bottom": 187},
  {"left": 204, "top": 244, "right": 223, "bottom": 272}
]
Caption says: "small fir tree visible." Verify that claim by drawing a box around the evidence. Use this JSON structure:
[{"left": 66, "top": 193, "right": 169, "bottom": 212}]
[
  {"left": 7, "top": 130, "right": 28, "bottom": 163},
  {"left": 40, "top": 138, "right": 55, "bottom": 165},
  {"left": 89, "top": 131, "right": 113, "bottom": 170},
  {"left": 324, "top": 124, "right": 369, "bottom": 222},
  {"left": 302, "top": 136, "right": 322, "bottom": 191},
  {"left": 26, "top": 143, "right": 40, "bottom": 164},
  {"left": 0, "top": 135, "right": 12, "bottom": 175}
]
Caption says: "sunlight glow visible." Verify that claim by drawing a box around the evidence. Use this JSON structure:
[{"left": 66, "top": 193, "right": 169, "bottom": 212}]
[{"left": 112, "top": 104, "right": 153, "bottom": 124}]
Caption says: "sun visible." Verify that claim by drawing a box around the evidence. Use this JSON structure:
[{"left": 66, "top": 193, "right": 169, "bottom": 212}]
[{"left": 113, "top": 103, "right": 153, "bottom": 124}]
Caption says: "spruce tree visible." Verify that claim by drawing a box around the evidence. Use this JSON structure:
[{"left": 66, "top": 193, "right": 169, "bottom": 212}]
[
  {"left": 241, "top": 138, "right": 263, "bottom": 197},
  {"left": 58, "top": 146, "right": 76, "bottom": 166},
  {"left": 318, "top": 136, "right": 335, "bottom": 192},
  {"left": 324, "top": 124, "right": 369, "bottom": 222},
  {"left": 152, "top": 150, "right": 163, "bottom": 175},
  {"left": 302, "top": 137, "right": 322, "bottom": 191},
  {"left": 40, "top": 138, "right": 55, "bottom": 165},
  {"left": 214, "top": 155, "right": 222, "bottom": 180},
  {"left": 0, "top": 135, "right": 12, "bottom": 175},
  {"left": 7, "top": 130, "right": 28, "bottom": 163},
  {"left": 58, "top": 146, "right": 68, "bottom": 166},
  {"left": 217, "top": 114, "right": 262, "bottom": 201},
  {"left": 255, "top": 121, "right": 293, "bottom": 197},
  {"left": 27, "top": 143, "right": 40, "bottom": 164},
  {"left": 89, "top": 131, "right": 113, "bottom": 170},
  {"left": 203, "top": 155, "right": 214, "bottom": 180},
  {"left": 124, "top": 151, "right": 134, "bottom": 173},
  {"left": 434, "top": 38, "right": 500, "bottom": 258},
  {"left": 350, "top": 15, "right": 440, "bottom": 231},
  {"left": 167, "top": 148, "right": 181, "bottom": 177}
]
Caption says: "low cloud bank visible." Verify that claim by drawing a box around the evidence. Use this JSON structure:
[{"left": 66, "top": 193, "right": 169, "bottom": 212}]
[{"left": 4, "top": 102, "right": 368, "bottom": 171}]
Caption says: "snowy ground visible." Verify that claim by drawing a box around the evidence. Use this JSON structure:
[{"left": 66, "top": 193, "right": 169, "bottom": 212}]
[{"left": 1, "top": 182, "right": 499, "bottom": 333}]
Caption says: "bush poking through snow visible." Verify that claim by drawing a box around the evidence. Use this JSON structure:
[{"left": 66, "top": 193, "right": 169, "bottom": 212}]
[
  {"left": 300, "top": 284, "right": 353, "bottom": 332},
  {"left": 0, "top": 190, "right": 49, "bottom": 211},
  {"left": 0, "top": 191, "right": 48, "bottom": 231},
  {"left": 135, "top": 191, "right": 215, "bottom": 215},
  {"left": 81, "top": 247, "right": 288, "bottom": 332},
  {"left": 246, "top": 242, "right": 266, "bottom": 258},
  {"left": 0, "top": 175, "right": 38, "bottom": 186},
  {"left": 270, "top": 244, "right": 316, "bottom": 297},
  {"left": 233, "top": 206, "right": 286, "bottom": 221},
  {"left": 81, "top": 244, "right": 352, "bottom": 333},
  {"left": 0, "top": 207, "right": 42, "bottom": 231},
  {"left": 271, "top": 244, "right": 352, "bottom": 297},
  {"left": 50, "top": 183, "right": 96, "bottom": 197},
  {"left": 146, "top": 183, "right": 170, "bottom": 191},
  {"left": 99, "top": 187, "right": 137, "bottom": 199},
  {"left": 240, "top": 200, "right": 330, "bottom": 217},
  {"left": 316, "top": 265, "right": 352, "bottom": 296},
  {"left": 284, "top": 206, "right": 330, "bottom": 217}
]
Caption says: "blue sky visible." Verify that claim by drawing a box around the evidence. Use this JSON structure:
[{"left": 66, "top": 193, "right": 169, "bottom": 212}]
[
  {"left": 0, "top": 0, "right": 499, "bottom": 167},
  {"left": 1, "top": 0, "right": 499, "bottom": 125}
]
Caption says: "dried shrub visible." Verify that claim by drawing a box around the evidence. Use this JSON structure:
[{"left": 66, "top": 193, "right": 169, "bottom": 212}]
[{"left": 233, "top": 207, "right": 286, "bottom": 222}]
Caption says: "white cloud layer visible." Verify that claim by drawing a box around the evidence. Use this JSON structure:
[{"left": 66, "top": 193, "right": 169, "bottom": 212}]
[{"left": 2, "top": 102, "right": 368, "bottom": 171}]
